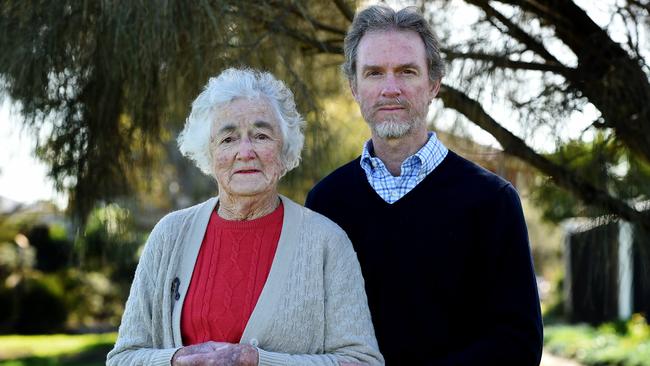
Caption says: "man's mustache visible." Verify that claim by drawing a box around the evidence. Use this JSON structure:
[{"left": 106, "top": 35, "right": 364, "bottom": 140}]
[{"left": 373, "top": 97, "right": 410, "bottom": 110}]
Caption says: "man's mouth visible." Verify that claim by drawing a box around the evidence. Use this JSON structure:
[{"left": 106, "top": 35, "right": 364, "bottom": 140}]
[{"left": 378, "top": 105, "right": 405, "bottom": 111}]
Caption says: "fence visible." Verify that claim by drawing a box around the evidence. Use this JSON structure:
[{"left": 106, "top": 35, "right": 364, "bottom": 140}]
[{"left": 563, "top": 217, "right": 650, "bottom": 324}]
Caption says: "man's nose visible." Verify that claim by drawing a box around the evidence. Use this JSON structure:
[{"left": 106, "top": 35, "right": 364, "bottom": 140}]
[
  {"left": 380, "top": 74, "right": 401, "bottom": 98},
  {"left": 236, "top": 138, "right": 256, "bottom": 160}
]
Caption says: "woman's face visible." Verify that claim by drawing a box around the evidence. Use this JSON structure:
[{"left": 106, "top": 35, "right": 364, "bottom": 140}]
[{"left": 210, "top": 97, "right": 285, "bottom": 199}]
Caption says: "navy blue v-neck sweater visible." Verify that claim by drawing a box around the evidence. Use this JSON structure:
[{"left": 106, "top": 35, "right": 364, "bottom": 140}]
[{"left": 306, "top": 151, "right": 543, "bottom": 365}]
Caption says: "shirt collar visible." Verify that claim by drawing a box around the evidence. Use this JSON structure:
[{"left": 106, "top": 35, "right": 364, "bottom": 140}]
[{"left": 360, "top": 132, "right": 447, "bottom": 176}]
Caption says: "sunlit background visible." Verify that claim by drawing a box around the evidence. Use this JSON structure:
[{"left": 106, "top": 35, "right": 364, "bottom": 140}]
[{"left": 1, "top": 0, "right": 649, "bottom": 365}]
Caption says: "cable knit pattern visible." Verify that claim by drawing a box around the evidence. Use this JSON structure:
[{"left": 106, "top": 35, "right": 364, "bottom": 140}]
[
  {"left": 106, "top": 196, "right": 383, "bottom": 366},
  {"left": 181, "top": 206, "right": 282, "bottom": 344}
]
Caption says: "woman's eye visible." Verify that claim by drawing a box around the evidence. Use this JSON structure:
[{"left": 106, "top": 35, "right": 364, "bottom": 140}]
[
  {"left": 222, "top": 136, "right": 234, "bottom": 144},
  {"left": 255, "top": 133, "right": 270, "bottom": 140}
]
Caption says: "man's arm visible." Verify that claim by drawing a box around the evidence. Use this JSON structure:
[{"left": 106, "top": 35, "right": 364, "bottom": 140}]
[
  {"left": 305, "top": 186, "right": 319, "bottom": 211},
  {"left": 433, "top": 184, "right": 543, "bottom": 366}
]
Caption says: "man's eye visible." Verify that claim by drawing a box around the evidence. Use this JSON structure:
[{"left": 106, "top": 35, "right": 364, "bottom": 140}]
[
  {"left": 221, "top": 136, "right": 234, "bottom": 144},
  {"left": 254, "top": 133, "right": 270, "bottom": 140},
  {"left": 403, "top": 69, "right": 417, "bottom": 75},
  {"left": 366, "top": 71, "right": 382, "bottom": 77}
]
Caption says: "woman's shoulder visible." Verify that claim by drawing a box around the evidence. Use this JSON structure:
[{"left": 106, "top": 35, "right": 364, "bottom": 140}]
[
  {"left": 156, "top": 198, "right": 215, "bottom": 227},
  {"left": 146, "top": 198, "right": 216, "bottom": 249},
  {"left": 137, "top": 198, "right": 215, "bottom": 266}
]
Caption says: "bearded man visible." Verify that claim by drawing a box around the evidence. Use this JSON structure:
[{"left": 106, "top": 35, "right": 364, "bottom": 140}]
[{"left": 306, "top": 5, "right": 543, "bottom": 365}]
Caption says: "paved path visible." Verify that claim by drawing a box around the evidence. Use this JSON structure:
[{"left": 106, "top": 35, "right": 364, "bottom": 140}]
[{"left": 540, "top": 351, "right": 585, "bottom": 366}]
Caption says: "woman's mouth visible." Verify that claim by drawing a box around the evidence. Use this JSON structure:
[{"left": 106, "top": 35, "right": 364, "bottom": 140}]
[{"left": 235, "top": 169, "right": 260, "bottom": 174}]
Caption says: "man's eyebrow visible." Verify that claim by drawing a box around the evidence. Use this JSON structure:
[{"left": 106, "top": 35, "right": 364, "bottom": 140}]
[
  {"left": 361, "top": 64, "right": 383, "bottom": 71},
  {"left": 360, "top": 63, "right": 422, "bottom": 71},
  {"left": 397, "top": 62, "right": 422, "bottom": 70}
]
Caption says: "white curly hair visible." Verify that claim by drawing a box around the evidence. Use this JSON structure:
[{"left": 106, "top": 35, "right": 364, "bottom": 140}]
[{"left": 177, "top": 68, "right": 305, "bottom": 176}]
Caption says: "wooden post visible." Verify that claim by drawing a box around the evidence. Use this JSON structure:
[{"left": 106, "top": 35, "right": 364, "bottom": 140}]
[{"left": 618, "top": 221, "right": 633, "bottom": 319}]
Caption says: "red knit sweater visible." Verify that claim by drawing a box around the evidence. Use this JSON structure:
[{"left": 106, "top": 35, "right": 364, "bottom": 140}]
[{"left": 181, "top": 203, "right": 283, "bottom": 345}]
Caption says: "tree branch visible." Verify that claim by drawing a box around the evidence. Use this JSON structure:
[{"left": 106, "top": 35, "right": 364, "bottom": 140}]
[
  {"left": 442, "top": 49, "right": 572, "bottom": 73},
  {"left": 266, "top": 0, "right": 347, "bottom": 35},
  {"left": 491, "top": 0, "right": 573, "bottom": 28},
  {"left": 628, "top": 0, "right": 650, "bottom": 13},
  {"left": 464, "top": 0, "right": 561, "bottom": 64},
  {"left": 479, "top": 0, "right": 650, "bottom": 164},
  {"left": 253, "top": 14, "right": 343, "bottom": 54},
  {"left": 438, "top": 84, "right": 650, "bottom": 230},
  {"left": 331, "top": 0, "right": 355, "bottom": 22},
  {"left": 240, "top": 3, "right": 345, "bottom": 55}
]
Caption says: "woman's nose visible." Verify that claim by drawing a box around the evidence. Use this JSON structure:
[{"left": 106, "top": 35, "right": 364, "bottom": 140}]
[{"left": 236, "top": 138, "right": 256, "bottom": 160}]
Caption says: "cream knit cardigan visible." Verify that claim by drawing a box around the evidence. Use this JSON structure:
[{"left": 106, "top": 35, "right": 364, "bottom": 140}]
[{"left": 106, "top": 196, "right": 384, "bottom": 366}]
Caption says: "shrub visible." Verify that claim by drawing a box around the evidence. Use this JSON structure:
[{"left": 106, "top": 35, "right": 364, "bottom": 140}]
[
  {"left": 544, "top": 314, "right": 650, "bottom": 366},
  {"left": 9, "top": 277, "right": 68, "bottom": 334},
  {"left": 27, "top": 225, "right": 72, "bottom": 272}
]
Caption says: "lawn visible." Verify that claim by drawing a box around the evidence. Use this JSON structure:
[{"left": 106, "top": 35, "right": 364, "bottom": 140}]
[
  {"left": 2, "top": 320, "right": 649, "bottom": 366},
  {"left": 545, "top": 314, "right": 650, "bottom": 366},
  {"left": 0, "top": 333, "right": 116, "bottom": 366}
]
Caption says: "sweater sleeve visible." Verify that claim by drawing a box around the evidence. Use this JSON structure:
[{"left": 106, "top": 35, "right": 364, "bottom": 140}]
[
  {"left": 431, "top": 184, "right": 543, "bottom": 366},
  {"left": 106, "top": 220, "right": 181, "bottom": 366},
  {"left": 256, "top": 232, "right": 384, "bottom": 366}
]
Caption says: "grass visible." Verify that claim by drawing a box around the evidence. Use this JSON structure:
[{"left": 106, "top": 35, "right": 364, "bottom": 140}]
[
  {"left": 0, "top": 333, "right": 116, "bottom": 366},
  {"left": 544, "top": 314, "right": 650, "bottom": 366},
  {"left": 4, "top": 319, "right": 646, "bottom": 366}
]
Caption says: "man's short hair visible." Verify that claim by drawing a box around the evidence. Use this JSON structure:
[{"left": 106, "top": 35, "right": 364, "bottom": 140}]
[{"left": 343, "top": 5, "right": 445, "bottom": 83}]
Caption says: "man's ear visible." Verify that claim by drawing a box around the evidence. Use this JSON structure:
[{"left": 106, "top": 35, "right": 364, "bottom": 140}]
[
  {"left": 430, "top": 79, "right": 441, "bottom": 99},
  {"left": 349, "top": 78, "right": 359, "bottom": 102}
]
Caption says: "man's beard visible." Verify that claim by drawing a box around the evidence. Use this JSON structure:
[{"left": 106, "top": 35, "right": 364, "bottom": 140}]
[
  {"left": 373, "top": 118, "right": 414, "bottom": 139},
  {"left": 363, "top": 97, "right": 427, "bottom": 139}
]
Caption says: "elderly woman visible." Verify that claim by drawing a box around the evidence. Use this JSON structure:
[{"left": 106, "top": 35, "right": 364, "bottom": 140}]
[{"left": 106, "top": 68, "right": 383, "bottom": 366}]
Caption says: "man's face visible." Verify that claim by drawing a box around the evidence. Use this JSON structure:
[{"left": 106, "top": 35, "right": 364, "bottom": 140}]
[{"left": 351, "top": 30, "right": 440, "bottom": 140}]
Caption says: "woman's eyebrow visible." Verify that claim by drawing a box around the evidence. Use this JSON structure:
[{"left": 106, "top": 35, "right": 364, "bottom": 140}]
[
  {"left": 253, "top": 120, "right": 274, "bottom": 130},
  {"left": 215, "top": 124, "right": 236, "bottom": 135}
]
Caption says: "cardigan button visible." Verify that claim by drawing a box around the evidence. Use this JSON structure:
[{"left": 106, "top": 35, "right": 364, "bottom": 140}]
[{"left": 249, "top": 338, "right": 259, "bottom": 347}]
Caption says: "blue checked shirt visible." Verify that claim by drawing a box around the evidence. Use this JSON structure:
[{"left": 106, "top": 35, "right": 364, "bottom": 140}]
[{"left": 360, "top": 132, "right": 448, "bottom": 204}]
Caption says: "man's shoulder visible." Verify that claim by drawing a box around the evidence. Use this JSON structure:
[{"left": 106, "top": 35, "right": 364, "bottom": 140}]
[
  {"left": 283, "top": 195, "right": 347, "bottom": 236},
  {"left": 310, "top": 157, "right": 362, "bottom": 193},
  {"left": 305, "top": 157, "right": 365, "bottom": 211},
  {"left": 300, "top": 205, "right": 350, "bottom": 241},
  {"left": 443, "top": 150, "right": 512, "bottom": 193}
]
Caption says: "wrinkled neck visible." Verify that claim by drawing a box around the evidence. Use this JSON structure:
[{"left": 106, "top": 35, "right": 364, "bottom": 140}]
[{"left": 217, "top": 191, "right": 280, "bottom": 221}]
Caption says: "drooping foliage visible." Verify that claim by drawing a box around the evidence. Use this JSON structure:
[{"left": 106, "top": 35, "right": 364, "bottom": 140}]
[
  {"left": 0, "top": 0, "right": 355, "bottom": 222},
  {"left": 427, "top": 0, "right": 650, "bottom": 230},
  {"left": 1, "top": 0, "right": 650, "bottom": 232}
]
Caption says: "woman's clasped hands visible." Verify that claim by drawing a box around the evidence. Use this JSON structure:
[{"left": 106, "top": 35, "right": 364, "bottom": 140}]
[{"left": 171, "top": 341, "right": 258, "bottom": 366}]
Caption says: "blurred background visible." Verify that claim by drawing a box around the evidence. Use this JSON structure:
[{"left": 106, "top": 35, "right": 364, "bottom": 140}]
[{"left": 0, "top": 0, "right": 649, "bottom": 365}]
